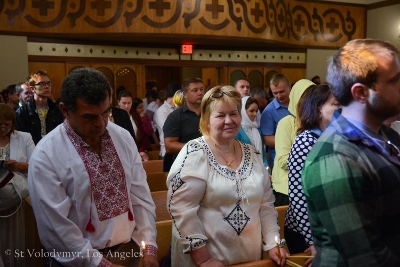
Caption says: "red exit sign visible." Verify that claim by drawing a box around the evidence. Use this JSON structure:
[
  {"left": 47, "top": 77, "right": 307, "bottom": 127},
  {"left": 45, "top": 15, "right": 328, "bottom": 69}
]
[{"left": 181, "top": 45, "right": 193, "bottom": 54}]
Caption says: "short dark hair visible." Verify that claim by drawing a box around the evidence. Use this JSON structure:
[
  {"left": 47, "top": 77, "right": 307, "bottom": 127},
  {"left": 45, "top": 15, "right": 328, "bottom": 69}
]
[
  {"left": 147, "top": 90, "right": 157, "bottom": 100},
  {"left": 327, "top": 39, "right": 400, "bottom": 106},
  {"left": 182, "top": 77, "right": 203, "bottom": 92},
  {"left": 311, "top": 76, "right": 320, "bottom": 83},
  {"left": 15, "top": 82, "right": 29, "bottom": 94},
  {"left": 61, "top": 68, "right": 111, "bottom": 112},
  {"left": 6, "top": 84, "right": 17, "bottom": 95},
  {"left": 250, "top": 87, "right": 266, "bottom": 98},
  {"left": 234, "top": 77, "right": 249, "bottom": 87},
  {"left": 270, "top": 73, "right": 290, "bottom": 87},
  {"left": 146, "top": 81, "right": 157, "bottom": 91},
  {"left": 166, "top": 82, "right": 181, "bottom": 98},
  {"left": 297, "top": 83, "right": 331, "bottom": 134}
]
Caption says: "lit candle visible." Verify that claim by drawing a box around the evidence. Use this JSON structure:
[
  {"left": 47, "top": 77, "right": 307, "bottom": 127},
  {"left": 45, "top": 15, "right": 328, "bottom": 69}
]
[
  {"left": 275, "top": 236, "right": 282, "bottom": 261},
  {"left": 139, "top": 241, "right": 146, "bottom": 267}
]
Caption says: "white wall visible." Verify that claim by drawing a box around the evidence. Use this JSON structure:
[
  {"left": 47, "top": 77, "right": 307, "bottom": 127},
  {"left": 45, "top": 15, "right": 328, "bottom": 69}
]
[
  {"left": 0, "top": 35, "right": 29, "bottom": 90},
  {"left": 367, "top": 4, "right": 400, "bottom": 50}
]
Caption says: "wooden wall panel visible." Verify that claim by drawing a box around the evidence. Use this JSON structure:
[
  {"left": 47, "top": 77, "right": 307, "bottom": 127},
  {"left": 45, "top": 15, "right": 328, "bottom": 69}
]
[
  {"left": 281, "top": 68, "right": 307, "bottom": 85},
  {"left": 0, "top": 1, "right": 366, "bottom": 49}
]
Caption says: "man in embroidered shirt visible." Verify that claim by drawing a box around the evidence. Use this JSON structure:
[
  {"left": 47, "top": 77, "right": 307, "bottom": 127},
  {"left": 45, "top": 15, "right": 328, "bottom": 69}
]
[
  {"left": 261, "top": 73, "right": 291, "bottom": 167},
  {"left": 28, "top": 68, "right": 158, "bottom": 267},
  {"left": 15, "top": 70, "right": 64, "bottom": 144},
  {"left": 302, "top": 39, "right": 400, "bottom": 266}
]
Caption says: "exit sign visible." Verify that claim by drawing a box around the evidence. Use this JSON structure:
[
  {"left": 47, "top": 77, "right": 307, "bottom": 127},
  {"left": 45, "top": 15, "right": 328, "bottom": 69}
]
[{"left": 181, "top": 45, "right": 193, "bottom": 54}]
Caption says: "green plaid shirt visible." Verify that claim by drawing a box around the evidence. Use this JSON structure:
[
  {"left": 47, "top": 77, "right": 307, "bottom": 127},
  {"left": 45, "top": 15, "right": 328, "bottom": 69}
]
[{"left": 302, "top": 110, "right": 400, "bottom": 267}]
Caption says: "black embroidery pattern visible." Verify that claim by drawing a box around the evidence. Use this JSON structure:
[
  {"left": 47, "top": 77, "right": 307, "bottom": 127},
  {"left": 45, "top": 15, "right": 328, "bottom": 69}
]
[
  {"left": 223, "top": 201, "right": 250, "bottom": 236},
  {"left": 199, "top": 138, "right": 253, "bottom": 180},
  {"left": 187, "top": 237, "right": 208, "bottom": 251},
  {"left": 168, "top": 139, "right": 202, "bottom": 239}
]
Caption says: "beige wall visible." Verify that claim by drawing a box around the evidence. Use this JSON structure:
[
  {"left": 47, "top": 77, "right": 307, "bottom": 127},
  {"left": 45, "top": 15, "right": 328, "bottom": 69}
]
[
  {"left": 367, "top": 4, "right": 400, "bottom": 50},
  {"left": 0, "top": 35, "right": 29, "bottom": 90},
  {"left": 306, "top": 49, "right": 336, "bottom": 83}
]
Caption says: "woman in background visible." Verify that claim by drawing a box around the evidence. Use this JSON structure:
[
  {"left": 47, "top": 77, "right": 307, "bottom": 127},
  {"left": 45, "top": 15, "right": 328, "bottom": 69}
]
[
  {"left": 285, "top": 83, "right": 340, "bottom": 266},
  {"left": 0, "top": 103, "right": 35, "bottom": 267},
  {"left": 131, "top": 98, "right": 154, "bottom": 161},
  {"left": 235, "top": 96, "right": 268, "bottom": 167},
  {"left": 172, "top": 89, "right": 184, "bottom": 108}
]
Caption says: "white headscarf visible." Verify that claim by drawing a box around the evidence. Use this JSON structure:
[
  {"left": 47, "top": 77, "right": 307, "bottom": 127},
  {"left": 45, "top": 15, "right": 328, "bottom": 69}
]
[{"left": 241, "top": 96, "right": 263, "bottom": 153}]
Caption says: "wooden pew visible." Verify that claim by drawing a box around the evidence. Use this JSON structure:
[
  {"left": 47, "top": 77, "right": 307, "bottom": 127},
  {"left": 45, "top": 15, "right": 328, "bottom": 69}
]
[
  {"left": 151, "top": 190, "right": 170, "bottom": 222},
  {"left": 142, "top": 160, "right": 163, "bottom": 173},
  {"left": 156, "top": 220, "right": 173, "bottom": 262},
  {"left": 147, "top": 172, "right": 168, "bottom": 192},
  {"left": 146, "top": 150, "right": 161, "bottom": 160}
]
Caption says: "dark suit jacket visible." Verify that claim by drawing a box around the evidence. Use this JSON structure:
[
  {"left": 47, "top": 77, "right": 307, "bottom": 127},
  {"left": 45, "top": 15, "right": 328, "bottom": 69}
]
[{"left": 111, "top": 107, "right": 136, "bottom": 143}]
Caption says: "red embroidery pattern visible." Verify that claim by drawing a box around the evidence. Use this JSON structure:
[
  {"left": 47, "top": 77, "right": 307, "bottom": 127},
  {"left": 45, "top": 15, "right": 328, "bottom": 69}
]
[
  {"left": 97, "top": 257, "right": 112, "bottom": 267},
  {"left": 64, "top": 121, "right": 130, "bottom": 221},
  {"left": 144, "top": 245, "right": 158, "bottom": 258}
]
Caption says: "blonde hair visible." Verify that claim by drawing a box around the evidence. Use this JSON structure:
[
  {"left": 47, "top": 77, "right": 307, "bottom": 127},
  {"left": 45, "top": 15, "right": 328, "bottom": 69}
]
[
  {"left": 28, "top": 70, "right": 49, "bottom": 86},
  {"left": 173, "top": 89, "right": 185, "bottom": 108},
  {"left": 199, "top": 85, "right": 241, "bottom": 136}
]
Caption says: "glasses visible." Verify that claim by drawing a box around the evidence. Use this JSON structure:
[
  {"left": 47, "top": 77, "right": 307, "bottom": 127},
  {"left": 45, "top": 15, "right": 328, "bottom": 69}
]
[{"left": 34, "top": 82, "right": 53, "bottom": 87}]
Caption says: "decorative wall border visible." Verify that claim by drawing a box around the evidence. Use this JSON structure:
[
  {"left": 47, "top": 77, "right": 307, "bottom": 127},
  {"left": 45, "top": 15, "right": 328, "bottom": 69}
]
[
  {"left": 2, "top": 0, "right": 366, "bottom": 48},
  {"left": 27, "top": 42, "right": 306, "bottom": 64}
]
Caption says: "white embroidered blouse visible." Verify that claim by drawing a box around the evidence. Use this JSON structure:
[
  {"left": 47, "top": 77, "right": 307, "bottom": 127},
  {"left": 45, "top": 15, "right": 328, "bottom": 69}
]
[{"left": 167, "top": 137, "right": 279, "bottom": 266}]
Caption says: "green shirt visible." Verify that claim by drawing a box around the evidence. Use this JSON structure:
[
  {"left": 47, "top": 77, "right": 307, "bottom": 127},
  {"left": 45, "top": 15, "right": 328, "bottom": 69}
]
[{"left": 302, "top": 110, "right": 400, "bottom": 267}]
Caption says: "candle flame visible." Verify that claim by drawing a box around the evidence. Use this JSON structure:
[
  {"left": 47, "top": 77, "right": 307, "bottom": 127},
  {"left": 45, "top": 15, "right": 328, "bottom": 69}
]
[
  {"left": 141, "top": 241, "right": 145, "bottom": 247},
  {"left": 275, "top": 236, "right": 279, "bottom": 243}
]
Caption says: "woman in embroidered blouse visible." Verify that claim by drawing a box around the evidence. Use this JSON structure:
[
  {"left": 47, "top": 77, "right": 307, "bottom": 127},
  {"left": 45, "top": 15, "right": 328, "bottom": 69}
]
[
  {"left": 167, "top": 85, "right": 287, "bottom": 267},
  {"left": 285, "top": 84, "right": 340, "bottom": 265},
  {"left": 235, "top": 96, "right": 269, "bottom": 167},
  {"left": 0, "top": 103, "right": 35, "bottom": 267}
]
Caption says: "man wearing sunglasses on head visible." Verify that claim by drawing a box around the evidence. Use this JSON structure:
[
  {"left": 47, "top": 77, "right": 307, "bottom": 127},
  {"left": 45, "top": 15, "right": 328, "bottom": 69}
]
[{"left": 16, "top": 70, "right": 64, "bottom": 145}]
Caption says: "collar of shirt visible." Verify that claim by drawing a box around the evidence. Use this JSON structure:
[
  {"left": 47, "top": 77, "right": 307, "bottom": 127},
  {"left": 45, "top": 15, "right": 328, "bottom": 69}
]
[
  {"left": 331, "top": 109, "right": 400, "bottom": 163},
  {"left": 272, "top": 98, "right": 287, "bottom": 110},
  {"left": 163, "top": 100, "right": 175, "bottom": 110}
]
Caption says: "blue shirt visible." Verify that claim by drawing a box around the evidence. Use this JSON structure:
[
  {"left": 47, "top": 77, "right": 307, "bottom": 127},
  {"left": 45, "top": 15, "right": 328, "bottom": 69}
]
[{"left": 260, "top": 98, "right": 290, "bottom": 166}]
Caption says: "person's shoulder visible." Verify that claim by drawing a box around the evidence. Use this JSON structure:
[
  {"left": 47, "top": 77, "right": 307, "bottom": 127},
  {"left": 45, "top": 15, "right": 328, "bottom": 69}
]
[{"left": 12, "top": 130, "right": 33, "bottom": 140}]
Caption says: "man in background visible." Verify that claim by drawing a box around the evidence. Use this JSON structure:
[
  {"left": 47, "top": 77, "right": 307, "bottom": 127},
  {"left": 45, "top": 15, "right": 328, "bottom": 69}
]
[
  {"left": 234, "top": 78, "right": 251, "bottom": 97},
  {"left": 163, "top": 77, "right": 204, "bottom": 171},
  {"left": 250, "top": 87, "right": 269, "bottom": 113},
  {"left": 154, "top": 82, "right": 181, "bottom": 160},
  {"left": 15, "top": 82, "right": 32, "bottom": 107},
  {"left": 261, "top": 73, "right": 291, "bottom": 167},
  {"left": 303, "top": 39, "right": 400, "bottom": 266},
  {"left": 15, "top": 70, "right": 64, "bottom": 144},
  {"left": 5, "top": 84, "right": 20, "bottom": 110},
  {"left": 311, "top": 75, "right": 321, "bottom": 85}
]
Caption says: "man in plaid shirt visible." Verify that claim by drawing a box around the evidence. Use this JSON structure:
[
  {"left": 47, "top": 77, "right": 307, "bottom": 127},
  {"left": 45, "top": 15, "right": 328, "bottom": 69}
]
[{"left": 302, "top": 39, "right": 400, "bottom": 266}]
